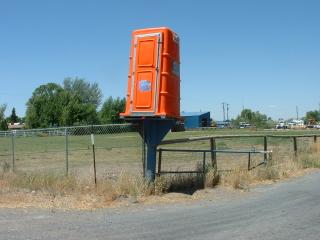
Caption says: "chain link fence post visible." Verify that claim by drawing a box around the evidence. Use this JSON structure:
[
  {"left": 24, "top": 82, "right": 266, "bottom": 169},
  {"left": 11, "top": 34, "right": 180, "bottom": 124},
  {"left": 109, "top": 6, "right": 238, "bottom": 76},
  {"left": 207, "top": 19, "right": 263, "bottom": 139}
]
[
  {"left": 11, "top": 130, "right": 15, "bottom": 172},
  {"left": 65, "top": 128, "right": 69, "bottom": 176}
]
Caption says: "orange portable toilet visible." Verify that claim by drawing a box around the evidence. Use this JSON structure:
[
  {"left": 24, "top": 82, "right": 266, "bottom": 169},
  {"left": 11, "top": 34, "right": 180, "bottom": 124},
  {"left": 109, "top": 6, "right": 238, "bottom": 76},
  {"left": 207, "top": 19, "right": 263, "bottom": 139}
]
[{"left": 121, "top": 27, "right": 180, "bottom": 119}]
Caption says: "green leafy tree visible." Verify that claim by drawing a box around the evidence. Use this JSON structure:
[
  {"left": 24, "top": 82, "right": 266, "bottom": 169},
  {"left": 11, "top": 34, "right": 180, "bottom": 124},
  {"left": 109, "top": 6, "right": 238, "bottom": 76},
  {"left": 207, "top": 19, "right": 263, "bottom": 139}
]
[
  {"left": 25, "top": 79, "right": 102, "bottom": 128},
  {"left": 233, "top": 108, "right": 272, "bottom": 129},
  {"left": 306, "top": 110, "right": 320, "bottom": 122},
  {"left": 61, "top": 93, "right": 99, "bottom": 126},
  {"left": 0, "top": 104, "right": 8, "bottom": 130},
  {"left": 9, "top": 107, "right": 19, "bottom": 123},
  {"left": 63, "top": 77, "right": 102, "bottom": 107},
  {"left": 100, "top": 97, "right": 126, "bottom": 123},
  {"left": 25, "top": 83, "right": 66, "bottom": 128}
]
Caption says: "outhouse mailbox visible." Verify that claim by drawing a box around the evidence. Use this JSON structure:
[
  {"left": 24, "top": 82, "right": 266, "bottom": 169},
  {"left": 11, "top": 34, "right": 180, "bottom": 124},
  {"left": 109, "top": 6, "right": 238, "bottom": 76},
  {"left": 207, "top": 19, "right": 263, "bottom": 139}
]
[
  {"left": 121, "top": 27, "right": 180, "bottom": 119},
  {"left": 121, "top": 27, "right": 181, "bottom": 181}
]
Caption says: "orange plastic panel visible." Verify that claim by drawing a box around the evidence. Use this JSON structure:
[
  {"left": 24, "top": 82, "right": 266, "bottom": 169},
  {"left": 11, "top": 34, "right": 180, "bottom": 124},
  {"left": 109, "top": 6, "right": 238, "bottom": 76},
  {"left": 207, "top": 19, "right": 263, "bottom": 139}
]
[{"left": 121, "top": 27, "right": 180, "bottom": 119}]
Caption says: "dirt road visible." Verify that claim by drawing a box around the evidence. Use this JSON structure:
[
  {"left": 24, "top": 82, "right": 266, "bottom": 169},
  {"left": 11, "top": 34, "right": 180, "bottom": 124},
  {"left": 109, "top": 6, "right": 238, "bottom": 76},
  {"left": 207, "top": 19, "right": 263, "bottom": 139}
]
[{"left": 1, "top": 171, "right": 320, "bottom": 240}]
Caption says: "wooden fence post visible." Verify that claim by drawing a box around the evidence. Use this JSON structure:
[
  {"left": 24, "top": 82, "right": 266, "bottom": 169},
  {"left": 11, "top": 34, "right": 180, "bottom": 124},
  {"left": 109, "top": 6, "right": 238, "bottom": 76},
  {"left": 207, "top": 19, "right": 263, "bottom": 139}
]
[
  {"left": 314, "top": 135, "right": 317, "bottom": 143},
  {"left": 210, "top": 138, "right": 217, "bottom": 168}
]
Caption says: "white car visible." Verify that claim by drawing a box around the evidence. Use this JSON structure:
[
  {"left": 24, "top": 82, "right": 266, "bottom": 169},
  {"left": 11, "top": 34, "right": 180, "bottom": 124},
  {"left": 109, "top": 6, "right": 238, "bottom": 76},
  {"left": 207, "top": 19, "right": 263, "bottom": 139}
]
[{"left": 276, "top": 121, "right": 288, "bottom": 129}]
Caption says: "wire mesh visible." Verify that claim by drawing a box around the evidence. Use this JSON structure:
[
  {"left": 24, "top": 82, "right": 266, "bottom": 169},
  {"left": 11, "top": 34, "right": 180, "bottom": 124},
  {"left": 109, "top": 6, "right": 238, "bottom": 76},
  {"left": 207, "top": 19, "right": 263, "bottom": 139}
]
[
  {"left": 0, "top": 126, "right": 319, "bottom": 179},
  {"left": 0, "top": 124, "right": 143, "bottom": 177}
]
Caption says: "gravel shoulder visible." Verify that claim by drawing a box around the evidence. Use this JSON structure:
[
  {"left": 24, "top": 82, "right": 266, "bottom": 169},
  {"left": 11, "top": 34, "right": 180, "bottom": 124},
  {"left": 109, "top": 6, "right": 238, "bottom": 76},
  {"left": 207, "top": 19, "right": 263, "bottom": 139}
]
[{"left": 1, "top": 170, "right": 320, "bottom": 240}]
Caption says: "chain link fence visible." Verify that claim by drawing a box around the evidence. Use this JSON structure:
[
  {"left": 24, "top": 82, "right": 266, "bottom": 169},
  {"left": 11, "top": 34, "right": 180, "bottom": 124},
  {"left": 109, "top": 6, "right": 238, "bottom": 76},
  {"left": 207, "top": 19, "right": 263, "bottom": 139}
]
[
  {"left": 1, "top": 125, "right": 319, "bottom": 181},
  {"left": 0, "top": 124, "right": 144, "bottom": 179}
]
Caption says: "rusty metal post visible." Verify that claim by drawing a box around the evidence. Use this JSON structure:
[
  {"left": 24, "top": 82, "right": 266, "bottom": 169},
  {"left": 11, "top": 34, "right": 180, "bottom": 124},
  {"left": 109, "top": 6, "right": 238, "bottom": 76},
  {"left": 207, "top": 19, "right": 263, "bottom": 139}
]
[
  {"left": 65, "top": 128, "right": 69, "bottom": 176},
  {"left": 248, "top": 152, "right": 251, "bottom": 170},
  {"left": 293, "top": 137, "right": 298, "bottom": 157},
  {"left": 91, "top": 133, "right": 97, "bottom": 186},
  {"left": 264, "top": 136, "right": 268, "bottom": 163},
  {"left": 11, "top": 131, "right": 15, "bottom": 172}
]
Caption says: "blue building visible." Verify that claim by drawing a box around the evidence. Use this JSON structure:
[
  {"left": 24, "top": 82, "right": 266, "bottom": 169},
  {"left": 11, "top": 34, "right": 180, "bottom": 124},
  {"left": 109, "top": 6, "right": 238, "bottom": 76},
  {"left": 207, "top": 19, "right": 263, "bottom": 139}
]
[{"left": 181, "top": 112, "right": 211, "bottom": 129}]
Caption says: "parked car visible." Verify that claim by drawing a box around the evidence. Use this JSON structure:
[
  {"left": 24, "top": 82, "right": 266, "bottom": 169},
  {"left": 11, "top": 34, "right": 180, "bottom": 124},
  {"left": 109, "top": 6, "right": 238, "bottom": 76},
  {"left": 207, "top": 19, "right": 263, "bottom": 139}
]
[
  {"left": 239, "top": 122, "right": 251, "bottom": 129},
  {"left": 314, "top": 124, "right": 320, "bottom": 130},
  {"left": 276, "top": 121, "right": 288, "bottom": 129}
]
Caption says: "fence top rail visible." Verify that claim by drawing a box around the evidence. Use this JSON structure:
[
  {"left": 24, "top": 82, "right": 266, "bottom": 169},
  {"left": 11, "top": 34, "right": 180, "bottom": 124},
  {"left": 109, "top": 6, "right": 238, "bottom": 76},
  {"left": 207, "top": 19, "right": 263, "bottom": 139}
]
[
  {"left": 0, "top": 123, "right": 137, "bottom": 136},
  {"left": 158, "top": 148, "right": 272, "bottom": 154},
  {"left": 160, "top": 133, "right": 320, "bottom": 145}
]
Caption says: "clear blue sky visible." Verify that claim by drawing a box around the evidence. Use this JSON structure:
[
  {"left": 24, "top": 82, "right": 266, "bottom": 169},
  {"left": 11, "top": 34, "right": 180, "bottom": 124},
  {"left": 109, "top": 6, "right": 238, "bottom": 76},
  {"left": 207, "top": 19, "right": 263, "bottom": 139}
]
[{"left": 1, "top": 0, "right": 319, "bottom": 121}]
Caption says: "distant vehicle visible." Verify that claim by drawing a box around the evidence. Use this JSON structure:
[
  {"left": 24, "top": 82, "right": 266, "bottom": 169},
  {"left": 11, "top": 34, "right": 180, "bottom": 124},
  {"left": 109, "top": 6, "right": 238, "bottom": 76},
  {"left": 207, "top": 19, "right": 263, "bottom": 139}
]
[
  {"left": 276, "top": 121, "right": 288, "bottom": 129},
  {"left": 171, "top": 121, "right": 185, "bottom": 132},
  {"left": 239, "top": 122, "right": 251, "bottom": 129},
  {"left": 314, "top": 124, "right": 320, "bottom": 130},
  {"left": 216, "top": 121, "right": 231, "bottom": 129},
  {"left": 288, "top": 119, "right": 305, "bottom": 129}
]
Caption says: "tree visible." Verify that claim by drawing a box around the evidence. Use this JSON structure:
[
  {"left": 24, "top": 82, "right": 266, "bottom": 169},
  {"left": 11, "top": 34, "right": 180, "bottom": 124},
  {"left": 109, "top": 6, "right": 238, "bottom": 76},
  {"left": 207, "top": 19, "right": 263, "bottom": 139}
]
[
  {"left": 25, "top": 83, "right": 66, "bottom": 128},
  {"left": 63, "top": 77, "right": 103, "bottom": 107},
  {"left": 61, "top": 78, "right": 102, "bottom": 125},
  {"left": 61, "top": 93, "right": 99, "bottom": 126},
  {"left": 25, "top": 79, "right": 103, "bottom": 128},
  {"left": 100, "top": 97, "right": 126, "bottom": 124},
  {"left": 306, "top": 110, "right": 320, "bottom": 122},
  {"left": 9, "top": 107, "right": 18, "bottom": 123},
  {"left": 233, "top": 108, "right": 272, "bottom": 129},
  {"left": 0, "top": 104, "right": 8, "bottom": 130}
]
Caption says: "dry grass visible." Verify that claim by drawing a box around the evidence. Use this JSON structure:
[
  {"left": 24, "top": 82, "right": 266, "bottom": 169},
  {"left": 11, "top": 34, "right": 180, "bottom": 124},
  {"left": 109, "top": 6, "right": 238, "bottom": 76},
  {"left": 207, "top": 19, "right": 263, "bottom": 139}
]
[
  {"left": 220, "top": 143, "right": 320, "bottom": 189},
  {"left": 0, "top": 143, "right": 319, "bottom": 209}
]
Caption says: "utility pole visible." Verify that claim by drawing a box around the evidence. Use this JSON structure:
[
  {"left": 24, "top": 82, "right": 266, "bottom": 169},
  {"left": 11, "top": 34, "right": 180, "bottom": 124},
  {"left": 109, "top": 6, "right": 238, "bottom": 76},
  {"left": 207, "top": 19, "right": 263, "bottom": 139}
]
[
  {"left": 222, "top": 102, "right": 226, "bottom": 121},
  {"left": 296, "top": 106, "right": 299, "bottom": 120},
  {"left": 226, "top": 104, "right": 230, "bottom": 121}
]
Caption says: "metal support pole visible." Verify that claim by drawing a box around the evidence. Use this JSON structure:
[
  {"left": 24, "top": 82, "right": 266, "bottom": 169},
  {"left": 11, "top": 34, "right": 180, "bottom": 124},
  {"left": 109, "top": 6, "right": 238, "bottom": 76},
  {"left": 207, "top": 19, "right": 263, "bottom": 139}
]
[
  {"left": 210, "top": 137, "right": 217, "bottom": 168},
  {"left": 11, "top": 131, "right": 15, "bottom": 172},
  {"left": 264, "top": 136, "right": 268, "bottom": 163},
  {"left": 158, "top": 149, "right": 162, "bottom": 176},
  {"left": 203, "top": 152, "right": 206, "bottom": 187},
  {"left": 146, "top": 144, "right": 157, "bottom": 181},
  {"left": 248, "top": 152, "right": 251, "bottom": 170},
  {"left": 91, "top": 134, "right": 97, "bottom": 186},
  {"left": 139, "top": 119, "right": 174, "bottom": 182},
  {"left": 142, "top": 122, "right": 146, "bottom": 177},
  {"left": 65, "top": 128, "right": 69, "bottom": 176},
  {"left": 293, "top": 137, "right": 298, "bottom": 157}
]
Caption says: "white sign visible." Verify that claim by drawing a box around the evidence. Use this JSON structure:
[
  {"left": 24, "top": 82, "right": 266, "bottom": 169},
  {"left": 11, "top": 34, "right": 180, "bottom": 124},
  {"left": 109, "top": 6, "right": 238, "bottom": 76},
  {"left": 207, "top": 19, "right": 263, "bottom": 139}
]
[{"left": 91, "top": 134, "right": 95, "bottom": 145}]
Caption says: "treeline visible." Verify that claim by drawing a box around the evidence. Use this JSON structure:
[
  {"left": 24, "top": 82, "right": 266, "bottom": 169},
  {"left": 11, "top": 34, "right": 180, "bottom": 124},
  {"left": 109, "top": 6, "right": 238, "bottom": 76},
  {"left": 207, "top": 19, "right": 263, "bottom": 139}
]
[
  {"left": 231, "top": 109, "right": 274, "bottom": 129},
  {"left": 1, "top": 77, "right": 320, "bottom": 130},
  {"left": 0, "top": 78, "right": 126, "bottom": 130}
]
